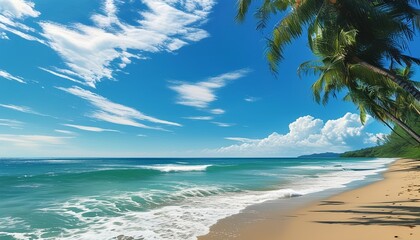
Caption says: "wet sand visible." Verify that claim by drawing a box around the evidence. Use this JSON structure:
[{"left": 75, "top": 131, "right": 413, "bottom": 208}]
[{"left": 199, "top": 159, "right": 420, "bottom": 240}]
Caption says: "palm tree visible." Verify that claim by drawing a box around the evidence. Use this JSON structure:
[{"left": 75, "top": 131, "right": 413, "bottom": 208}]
[
  {"left": 236, "top": 0, "right": 420, "bottom": 100},
  {"left": 298, "top": 26, "right": 420, "bottom": 143},
  {"left": 344, "top": 84, "right": 420, "bottom": 144}
]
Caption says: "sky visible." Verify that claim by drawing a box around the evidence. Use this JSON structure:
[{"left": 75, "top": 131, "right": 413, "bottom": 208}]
[{"left": 0, "top": 0, "right": 418, "bottom": 157}]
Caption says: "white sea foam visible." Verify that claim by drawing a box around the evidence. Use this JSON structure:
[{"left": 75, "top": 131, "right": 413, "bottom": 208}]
[
  {"left": 140, "top": 164, "right": 212, "bottom": 172},
  {"left": 0, "top": 217, "right": 36, "bottom": 240},
  {"left": 288, "top": 158, "right": 394, "bottom": 172},
  {"left": 40, "top": 160, "right": 84, "bottom": 164},
  {"left": 14, "top": 184, "right": 42, "bottom": 188},
  {"left": 288, "top": 166, "right": 343, "bottom": 171},
  {"left": 4, "top": 158, "right": 395, "bottom": 240},
  {"left": 35, "top": 187, "right": 303, "bottom": 240},
  {"left": 8, "top": 159, "right": 84, "bottom": 164}
]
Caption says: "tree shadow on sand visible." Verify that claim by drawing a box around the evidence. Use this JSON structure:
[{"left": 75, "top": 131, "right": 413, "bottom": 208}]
[
  {"left": 312, "top": 199, "right": 420, "bottom": 227},
  {"left": 390, "top": 159, "right": 420, "bottom": 173}
]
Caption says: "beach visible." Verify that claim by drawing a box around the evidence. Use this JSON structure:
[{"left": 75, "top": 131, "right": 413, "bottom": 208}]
[{"left": 199, "top": 158, "right": 420, "bottom": 240}]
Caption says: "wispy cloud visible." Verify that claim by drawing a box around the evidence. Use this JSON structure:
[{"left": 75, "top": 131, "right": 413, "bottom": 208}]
[
  {"left": 244, "top": 97, "right": 259, "bottom": 102},
  {"left": 57, "top": 86, "right": 181, "bottom": 130},
  {"left": 212, "top": 122, "right": 234, "bottom": 127},
  {"left": 54, "top": 129, "right": 76, "bottom": 135},
  {"left": 0, "top": 0, "right": 44, "bottom": 44},
  {"left": 211, "top": 113, "right": 383, "bottom": 157},
  {"left": 0, "top": 134, "right": 69, "bottom": 147},
  {"left": 39, "top": 67, "right": 87, "bottom": 86},
  {"left": 0, "top": 32, "right": 8, "bottom": 39},
  {"left": 225, "top": 137, "right": 261, "bottom": 143},
  {"left": 170, "top": 69, "right": 250, "bottom": 113},
  {"left": 39, "top": 0, "right": 215, "bottom": 87},
  {"left": 137, "top": 134, "right": 147, "bottom": 137},
  {"left": 0, "top": 0, "right": 40, "bottom": 19},
  {"left": 63, "top": 124, "right": 119, "bottom": 133},
  {"left": 0, "top": 104, "right": 47, "bottom": 116},
  {"left": 210, "top": 109, "right": 225, "bottom": 115},
  {"left": 0, "top": 69, "right": 25, "bottom": 83},
  {"left": 0, "top": 118, "right": 24, "bottom": 128},
  {"left": 183, "top": 116, "right": 213, "bottom": 120}
]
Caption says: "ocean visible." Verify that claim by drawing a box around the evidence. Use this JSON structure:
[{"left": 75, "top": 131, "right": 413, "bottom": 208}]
[{"left": 0, "top": 157, "right": 394, "bottom": 240}]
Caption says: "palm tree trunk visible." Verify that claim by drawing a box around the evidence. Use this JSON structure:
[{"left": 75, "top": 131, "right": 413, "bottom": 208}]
[
  {"left": 376, "top": 112, "right": 417, "bottom": 146},
  {"left": 382, "top": 109, "right": 420, "bottom": 144},
  {"left": 353, "top": 57, "right": 420, "bottom": 101}
]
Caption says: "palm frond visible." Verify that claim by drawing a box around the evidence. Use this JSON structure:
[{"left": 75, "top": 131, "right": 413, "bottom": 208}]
[{"left": 236, "top": 0, "right": 253, "bottom": 22}]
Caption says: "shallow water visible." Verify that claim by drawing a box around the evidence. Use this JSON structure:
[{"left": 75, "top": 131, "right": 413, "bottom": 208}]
[{"left": 0, "top": 157, "right": 394, "bottom": 240}]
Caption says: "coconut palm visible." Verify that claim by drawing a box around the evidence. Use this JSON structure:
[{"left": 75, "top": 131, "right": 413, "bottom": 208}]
[
  {"left": 344, "top": 84, "right": 420, "bottom": 144},
  {"left": 236, "top": 0, "right": 420, "bottom": 100},
  {"left": 298, "top": 26, "right": 420, "bottom": 143}
]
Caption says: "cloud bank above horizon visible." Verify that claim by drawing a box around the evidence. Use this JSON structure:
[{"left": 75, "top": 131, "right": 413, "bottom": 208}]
[{"left": 210, "top": 113, "right": 385, "bottom": 157}]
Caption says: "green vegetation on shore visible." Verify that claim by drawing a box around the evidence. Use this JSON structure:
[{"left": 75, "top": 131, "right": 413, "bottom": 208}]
[
  {"left": 237, "top": 1, "right": 420, "bottom": 147},
  {"left": 342, "top": 116, "right": 420, "bottom": 158}
]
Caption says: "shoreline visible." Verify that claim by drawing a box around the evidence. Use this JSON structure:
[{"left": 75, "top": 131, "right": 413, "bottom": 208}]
[{"left": 199, "top": 158, "right": 419, "bottom": 240}]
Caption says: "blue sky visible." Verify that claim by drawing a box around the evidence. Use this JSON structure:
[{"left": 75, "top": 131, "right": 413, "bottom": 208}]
[{"left": 0, "top": 0, "right": 417, "bottom": 157}]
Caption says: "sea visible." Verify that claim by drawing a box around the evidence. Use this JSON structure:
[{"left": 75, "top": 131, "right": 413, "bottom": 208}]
[{"left": 0, "top": 157, "right": 394, "bottom": 240}]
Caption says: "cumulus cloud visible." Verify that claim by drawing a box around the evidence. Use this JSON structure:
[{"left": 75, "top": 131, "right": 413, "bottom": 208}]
[
  {"left": 63, "top": 124, "right": 119, "bottom": 133},
  {"left": 364, "top": 132, "right": 387, "bottom": 145},
  {"left": 212, "top": 113, "right": 384, "bottom": 157},
  {"left": 170, "top": 69, "right": 250, "bottom": 114},
  {"left": 0, "top": 69, "right": 26, "bottom": 83},
  {"left": 39, "top": 0, "right": 216, "bottom": 87},
  {"left": 57, "top": 86, "right": 181, "bottom": 130}
]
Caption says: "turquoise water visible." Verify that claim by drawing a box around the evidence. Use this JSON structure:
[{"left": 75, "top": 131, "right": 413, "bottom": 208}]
[{"left": 0, "top": 158, "right": 393, "bottom": 240}]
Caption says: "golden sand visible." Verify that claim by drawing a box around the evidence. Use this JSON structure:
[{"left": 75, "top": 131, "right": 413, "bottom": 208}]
[{"left": 199, "top": 159, "right": 420, "bottom": 240}]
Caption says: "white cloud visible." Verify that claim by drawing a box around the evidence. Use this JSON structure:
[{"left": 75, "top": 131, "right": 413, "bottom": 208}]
[
  {"left": 57, "top": 86, "right": 181, "bottom": 130},
  {"left": 39, "top": 0, "right": 216, "bottom": 87},
  {"left": 184, "top": 116, "right": 213, "bottom": 120},
  {"left": 225, "top": 137, "right": 261, "bottom": 143},
  {"left": 54, "top": 129, "right": 76, "bottom": 135},
  {"left": 0, "top": 1, "right": 44, "bottom": 44},
  {"left": 170, "top": 69, "right": 250, "bottom": 111},
  {"left": 0, "top": 21, "right": 44, "bottom": 43},
  {"left": 0, "top": 32, "right": 8, "bottom": 39},
  {"left": 212, "top": 122, "right": 234, "bottom": 127},
  {"left": 0, "top": 119, "right": 23, "bottom": 128},
  {"left": 212, "top": 113, "right": 383, "bottom": 157},
  {"left": 63, "top": 124, "right": 119, "bottom": 133},
  {"left": 137, "top": 134, "right": 147, "bottom": 137},
  {"left": 0, "top": 69, "right": 25, "bottom": 83},
  {"left": 0, "top": 104, "right": 45, "bottom": 116},
  {"left": 0, "top": 0, "right": 40, "bottom": 19},
  {"left": 244, "top": 97, "right": 259, "bottom": 102},
  {"left": 39, "top": 67, "right": 87, "bottom": 86},
  {"left": 364, "top": 132, "right": 387, "bottom": 145},
  {"left": 210, "top": 108, "right": 225, "bottom": 114},
  {"left": 0, "top": 134, "right": 69, "bottom": 147}
]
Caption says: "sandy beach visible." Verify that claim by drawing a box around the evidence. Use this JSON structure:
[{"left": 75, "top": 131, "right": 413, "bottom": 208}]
[{"left": 199, "top": 158, "right": 420, "bottom": 240}]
